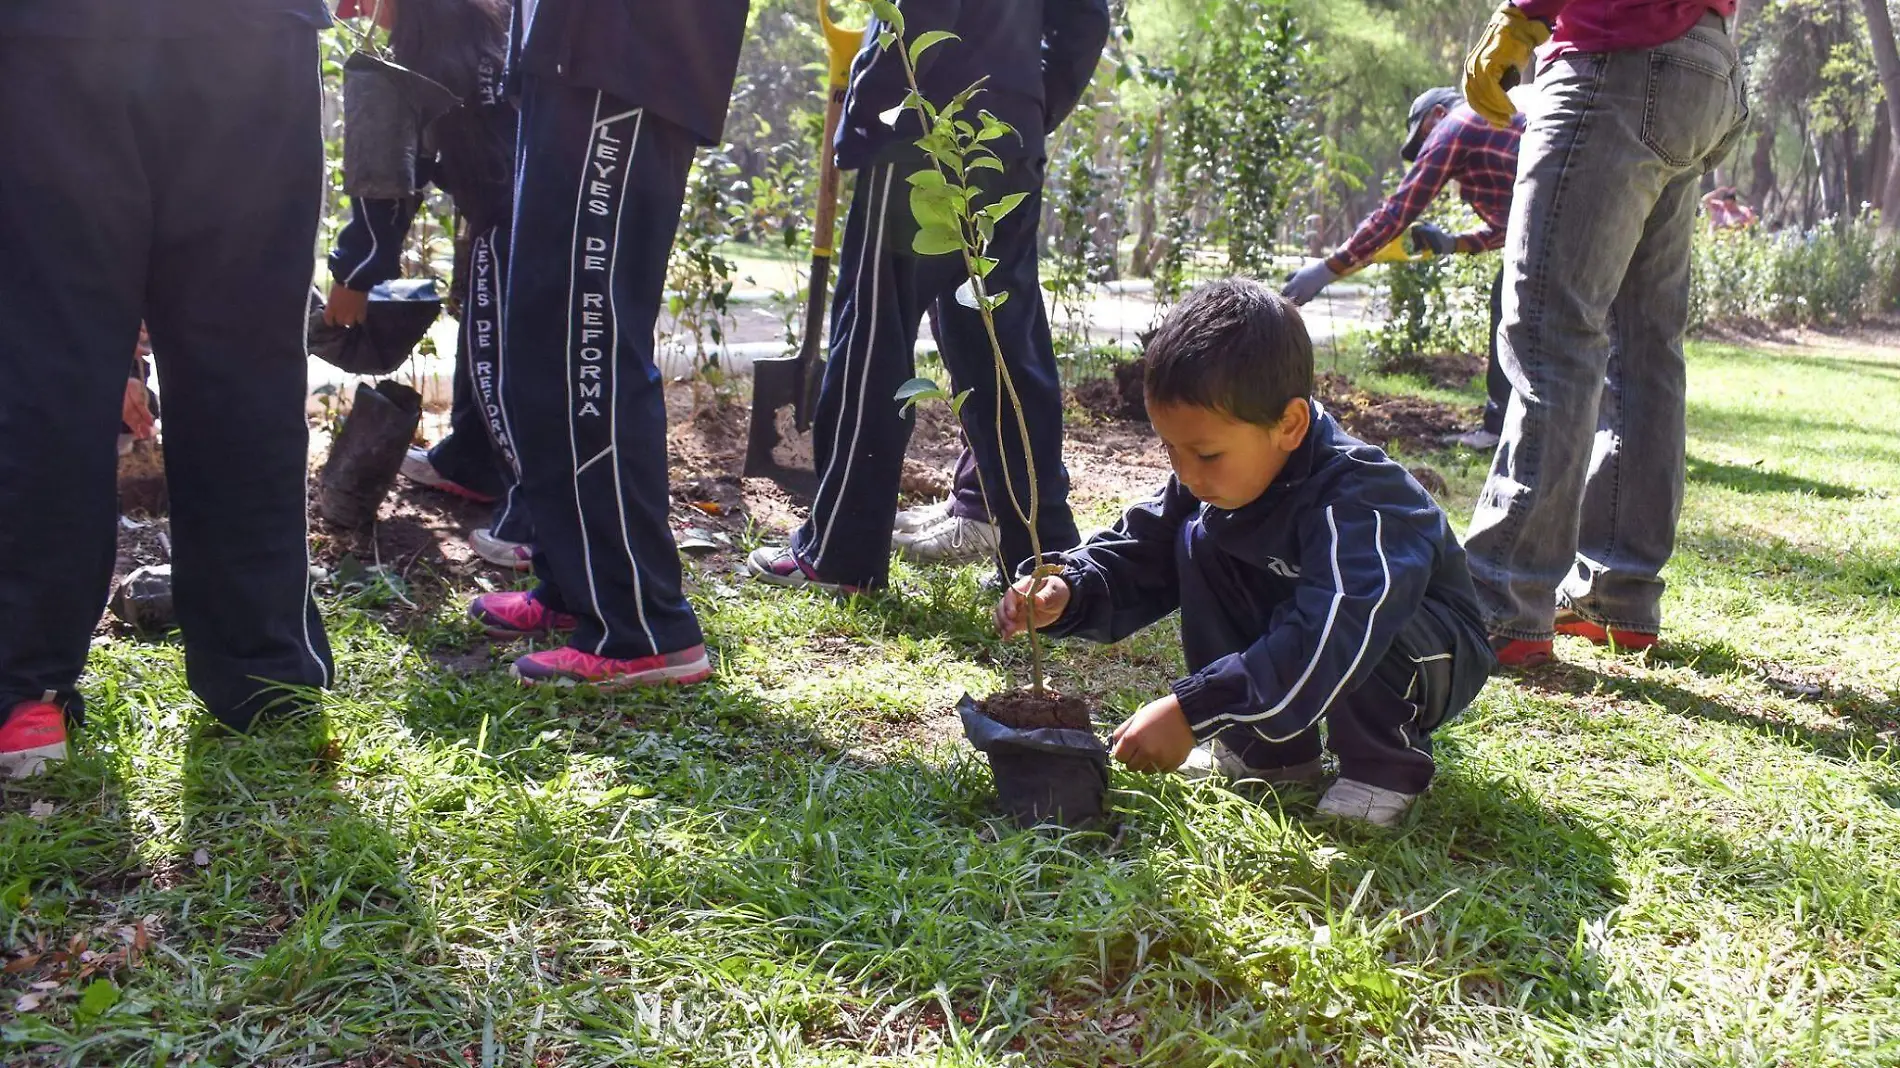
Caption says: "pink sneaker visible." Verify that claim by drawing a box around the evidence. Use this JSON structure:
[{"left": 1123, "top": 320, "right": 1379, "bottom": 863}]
[
  {"left": 1, "top": 693, "right": 68, "bottom": 779},
  {"left": 468, "top": 591, "right": 578, "bottom": 639},
  {"left": 512, "top": 644, "right": 713, "bottom": 688}
]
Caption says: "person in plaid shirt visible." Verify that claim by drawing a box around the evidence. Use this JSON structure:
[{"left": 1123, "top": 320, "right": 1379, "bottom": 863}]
[{"left": 1284, "top": 87, "right": 1523, "bottom": 448}]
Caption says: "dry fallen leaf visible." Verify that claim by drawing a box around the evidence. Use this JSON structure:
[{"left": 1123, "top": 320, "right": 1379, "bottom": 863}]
[
  {"left": 3, "top": 954, "right": 41, "bottom": 975},
  {"left": 13, "top": 993, "right": 42, "bottom": 1013}
]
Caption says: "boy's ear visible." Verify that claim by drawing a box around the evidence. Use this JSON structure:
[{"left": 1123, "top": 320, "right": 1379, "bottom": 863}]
[{"left": 1274, "top": 397, "right": 1312, "bottom": 449}]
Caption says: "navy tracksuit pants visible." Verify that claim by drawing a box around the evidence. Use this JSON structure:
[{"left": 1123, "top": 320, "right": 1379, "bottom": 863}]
[
  {"left": 429, "top": 218, "right": 535, "bottom": 545},
  {"left": 793, "top": 149, "right": 1080, "bottom": 588},
  {"left": 0, "top": 26, "right": 334, "bottom": 727},
  {"left": 1179, "top": 522, "right": 1461, "bottom": 795},
  {"left": 502, "top": 76, "right": 703, "bottom": 660}
]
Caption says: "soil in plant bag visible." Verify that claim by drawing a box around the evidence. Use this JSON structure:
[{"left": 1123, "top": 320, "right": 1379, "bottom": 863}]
[{"left": 979, "top": 689, "right": 1093, "bottom": 731}]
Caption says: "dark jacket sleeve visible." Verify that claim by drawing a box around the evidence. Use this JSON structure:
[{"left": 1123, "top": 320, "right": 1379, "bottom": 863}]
[
  {"left": 1171, "top": 504, "right": 1435, "bottom": 743},
  {"left": 848, "top": 1, "right": 966, "bottom": 121},
  {"left": 1042, "top": 478, "right": 1197, "bottom": 644},
  {"left": 1040, "top": 0, "right": 1110, "bottom": 133},
  {"left": 328, "top": 196, "right": 422, "bottom": 292}
]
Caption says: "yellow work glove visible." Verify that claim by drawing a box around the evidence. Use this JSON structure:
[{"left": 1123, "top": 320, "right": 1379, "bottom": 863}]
[{"left": 1463, "top": 3, "right": 1551, "bottom": 128}]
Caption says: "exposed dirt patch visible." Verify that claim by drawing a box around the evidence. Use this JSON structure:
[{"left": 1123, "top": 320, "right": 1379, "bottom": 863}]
[
  {"left": 1416, "top": 350, "right": 1488, "bottom": 392},
  {"left": 118, "top": 440, "right": 168, "bottom": 517},
  {"left": 980, "top": 689, "right": 1093, "bottom": 731},
  {"left": 1316, "top": 372, "right": 1475, "bottom": 454},
  {"left": 1074, "top": 360, "right": 1147, "bottom": 422}
]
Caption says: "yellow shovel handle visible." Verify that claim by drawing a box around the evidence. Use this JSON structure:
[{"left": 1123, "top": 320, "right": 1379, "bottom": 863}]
[{"left": 818, "top": 0, "right": 864, "bottom": 90}]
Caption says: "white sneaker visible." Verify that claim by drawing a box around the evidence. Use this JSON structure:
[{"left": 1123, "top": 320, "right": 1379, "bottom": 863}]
[
  {"left": 471, "top": 527, "right": 533, "bottom": 570},
  {"left": 1316, "top": 778, "right": 1418, "bottom": 827},
  {"left": 892, "top": 514, "right": 1001, "bottom": 565},
  {"left": 1451, "top": 428, "right": 1500, "bottom": 450},
  {"left": 1178, "top": 742, "right": 1325, "bottom": 785},
  {"left": 400, "top": 447, "right": 498, "bottom": 503},
  {"left": 893, "top": 498, "right": 954, "bottom": 535}
]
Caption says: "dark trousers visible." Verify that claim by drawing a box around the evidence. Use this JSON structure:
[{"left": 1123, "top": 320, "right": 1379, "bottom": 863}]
[
  {"left": 1178, "top": 520, "right": 1459, "bottom": 795},
  {"left": 502, "top": 77, "right": 702, "bottom": 659},
  {"left": 1484, "top": 265, "right": 1509, "bottom": 436},
  {"left": 0, "top": 27, "right": 333, "bottom": 727},
  {"left": 428, "top": 219, "right": 535, "bottom": 544},
  {"left": 793, "top": 150, "right": 1080, "bottom": 588}
]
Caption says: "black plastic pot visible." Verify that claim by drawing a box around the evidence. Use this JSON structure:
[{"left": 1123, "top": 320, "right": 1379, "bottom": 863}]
[
  {"left": 109, "top": 564, "right": 175, "bottom": 632},
  {"left": 307, "top": 279, "right": 443, "bottom": 376},
  {"left": 342, "top": 51, "right": 460, "bottom": 200},
  {"left": 319, "top": 380, "right": 423, "bottom": 529},
  {"left": 958, "top": 694, "right": 1111, "bottom": 830}
]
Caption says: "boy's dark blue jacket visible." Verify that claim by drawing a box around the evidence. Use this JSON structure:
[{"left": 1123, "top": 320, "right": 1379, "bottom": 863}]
[
  {"left": 836, "top": 0, "right": 1111, "bottom": 172},
  {"left": 1044, "top": 403, "right": 1494, "bottom": 743},
  {"left": 510, "top": 0, "right": 749, "bottom": 147}
]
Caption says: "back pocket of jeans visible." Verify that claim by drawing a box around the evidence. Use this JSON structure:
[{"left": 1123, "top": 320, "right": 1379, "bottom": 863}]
[{"left": 1640, "top": 52, "right": 1732, "bottom": 169}]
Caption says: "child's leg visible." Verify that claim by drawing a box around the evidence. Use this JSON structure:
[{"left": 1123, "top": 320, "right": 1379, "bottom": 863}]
[
  {"left": 501, "top": 78, "right": 702, "bottom": 659},
  {"left": 1176, "top": 511, "right": 1321, "bottom": 771},
  {"left": 1215, "top": 724, "right": 1322, "bottom": 771},
  {"left": 1325, "top": 660, "right": 1435, "bottom": 795},
  {"left": 791, "top": 155, "right": 950, "bottom": 589},
  {"left": 1326, "top": 606, "right": 1465, "bottom": 795}
]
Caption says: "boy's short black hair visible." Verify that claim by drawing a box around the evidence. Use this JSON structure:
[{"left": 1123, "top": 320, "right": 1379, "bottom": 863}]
[{"left": 1142, "top": 279, "right": 1314, "bottom": 427}]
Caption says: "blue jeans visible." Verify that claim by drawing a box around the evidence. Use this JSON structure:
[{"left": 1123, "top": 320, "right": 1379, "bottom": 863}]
[{"left": 1465, "top": 15, "right": 1749, "bottom": 641}]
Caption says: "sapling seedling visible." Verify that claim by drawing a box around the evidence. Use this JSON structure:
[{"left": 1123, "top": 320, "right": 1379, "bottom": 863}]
[{"left": 869, "top": 0, "right": 1064, "bottom": 697}]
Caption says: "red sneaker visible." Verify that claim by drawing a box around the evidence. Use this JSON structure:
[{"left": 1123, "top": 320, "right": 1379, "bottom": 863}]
[
  {"left": 1491, "top": 635, "right": 1554, "bottom": 669},
  {"left": 511, "top": 644, "right": 713, "bottom": 689},
  {"left": 468, "top": 591, "right": 578, "bottom": 639},
  {"left": 1554, "top": 608, "right": 1658, "bottom": 651},
  {"left": 1, "top": 693, "right": 68, "bottom": 779}
]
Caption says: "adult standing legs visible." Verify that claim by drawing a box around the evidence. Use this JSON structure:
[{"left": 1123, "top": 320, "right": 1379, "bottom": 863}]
[
  {"left": 1464, "top": 18, "right": 1746, "bottom": 659},
  {"left": 1560, "top": 169, "right": 1703, "bottom": 634},
  {"left": 144, "top": 25, "right": 335, "bottom": 727},
  {"left": 0, "top": 25, "right": 333, "bottom": 752}
]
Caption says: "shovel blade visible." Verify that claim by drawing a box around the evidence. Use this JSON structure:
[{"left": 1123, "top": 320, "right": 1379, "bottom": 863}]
[{"left": 745, "top": 356, "right": 819, "bottom": 493}]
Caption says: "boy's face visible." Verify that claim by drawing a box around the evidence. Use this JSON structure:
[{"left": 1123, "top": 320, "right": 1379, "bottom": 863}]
[{"left": 1147, "top": 397, "right": 1311, "bottom": 511}]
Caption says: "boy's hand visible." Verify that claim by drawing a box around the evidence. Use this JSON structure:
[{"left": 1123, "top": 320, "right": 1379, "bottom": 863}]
[
  {"left": 1110, "top": 693, "right": 1196, "bottom": 773},
  {"left": 325, "top": 283, "right": 370, "bottom": 327},
  {"left": 994, "top": 573, "right": 1070, "bottom": 638}
]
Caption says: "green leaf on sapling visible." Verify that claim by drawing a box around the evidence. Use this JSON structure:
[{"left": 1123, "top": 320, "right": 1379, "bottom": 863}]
[
  {"left": 895, "top": 377, "right": 949, "bottom": 411},
  {"left": 868, "top": 0, "right": 903, "bottom": 34},
  {"left": 912, "top": 225, "right": 965, "bottom": 257},
  {"left": 909, "top": 30, "right": 960, "bottom": 63},
  {"left": 981, "top": 191, "right": 1031, "bottom": 225}
]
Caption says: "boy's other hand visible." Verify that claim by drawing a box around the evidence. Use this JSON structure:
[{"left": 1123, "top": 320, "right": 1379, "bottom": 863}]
[
  {"left": 325, "top": 283, "right": 370, "bottom": 327},
  {"left": 1110, "top": 693, "right": 1195, "bottom": 773},
  {"left": 994, "top": 573, "right": 1070, "bottom": 638}
]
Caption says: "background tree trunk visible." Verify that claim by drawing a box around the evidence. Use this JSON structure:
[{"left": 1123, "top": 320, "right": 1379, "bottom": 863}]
[{"left": 1859, "top": 0, "right": 1900, "bottom": 230}]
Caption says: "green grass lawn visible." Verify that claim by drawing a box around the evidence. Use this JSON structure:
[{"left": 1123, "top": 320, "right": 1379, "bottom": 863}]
[{"left": 5, "top": 336, "right": 1899, "bottom": 1066}]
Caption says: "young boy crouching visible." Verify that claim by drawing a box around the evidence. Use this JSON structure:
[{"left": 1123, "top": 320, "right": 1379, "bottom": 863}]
[{"left": 995, "top": 279, "right": 1495, "bottom": 826}]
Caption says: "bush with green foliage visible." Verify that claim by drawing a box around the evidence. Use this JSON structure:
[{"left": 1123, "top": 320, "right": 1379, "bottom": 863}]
[{"left": 1691, "top": 215, "right": 1900, "bottom": 328}]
